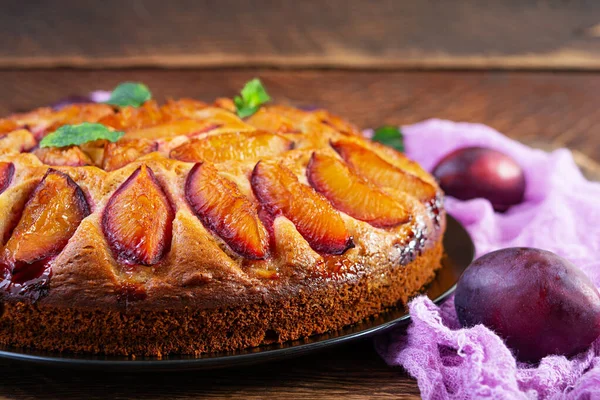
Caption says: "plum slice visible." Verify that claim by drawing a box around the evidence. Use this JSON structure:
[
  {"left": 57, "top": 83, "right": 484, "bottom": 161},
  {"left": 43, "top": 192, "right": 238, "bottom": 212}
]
[
  {"left": 186, "top": 162, "right": 269, "bottom": 259},
  {"left": 4, "top": 169, "right": 90, "bottom": 283},
  {"left": 170, "top": 131, "right": 293, "bottom": 164},
  {"left": 306, "top": 153, "right": 410, "bottom": 228},
  {"left": 331, "top": 140, "right": 437, "bottom": 202},
  {"left": 251, "top": 161, "right": 353, "bottom": 255},
  {"left": 245, "top": 109, "right": 297, "bottom": 133},
  {"left": 0, "top": 129, "right": 37, "bottom": 153},
  {"left": 102, "top": 165, "right": 174, "bottom": 265},
  {"left": 0, "top": 119, "right": 19, "bottom": 135},
  {"left": 103, "top": 138, "right": 158, "bottom": 171},
  {"left": 125, "top": 119, "right": 220, "bottom": 140},
  {"left": 0, "top": 162, "right": 15, "bottom": 195},
  {"left": 98, "top": 101, "right": 163, "bottom": 131},
  {"left": 159, "top": 98, "right": 208, "bottom": 120},
  {"left": 33, "top": 146, "right": 93, "bottom": 167}
]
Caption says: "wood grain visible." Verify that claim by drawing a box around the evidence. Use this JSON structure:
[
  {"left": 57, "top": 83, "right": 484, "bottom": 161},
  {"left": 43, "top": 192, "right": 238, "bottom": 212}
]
[
  {"left": 0, "top": 69, "right": 598, "bottom": 161},
  {"left": 0, "top": 340, "right": 420, "bottom": 400},
  {"left": 3, "top": 0, "right": 600, "bottom": 69},
  {"left": 0, "top": 69, "right": 598, "bottom": 399}
]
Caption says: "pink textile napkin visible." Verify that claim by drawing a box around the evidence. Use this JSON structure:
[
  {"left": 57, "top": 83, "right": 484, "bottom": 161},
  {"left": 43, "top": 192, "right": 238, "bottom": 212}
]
[{"left": 373, "top": 120, "right": 600, "bottom": 399}]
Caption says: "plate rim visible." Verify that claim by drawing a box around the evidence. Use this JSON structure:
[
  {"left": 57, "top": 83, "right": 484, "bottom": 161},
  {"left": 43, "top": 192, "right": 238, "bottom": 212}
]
[{"left": 0, "top": 214, "right": 474, "bottom": 370}]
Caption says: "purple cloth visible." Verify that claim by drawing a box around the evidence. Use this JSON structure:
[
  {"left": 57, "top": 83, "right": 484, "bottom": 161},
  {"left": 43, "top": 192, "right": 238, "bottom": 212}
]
[
  {"left": 89, "top": 90, "right": 111, "bottom": 103},
  {"left": 373, "top": 119, "right": 600, "bottom": 399}
]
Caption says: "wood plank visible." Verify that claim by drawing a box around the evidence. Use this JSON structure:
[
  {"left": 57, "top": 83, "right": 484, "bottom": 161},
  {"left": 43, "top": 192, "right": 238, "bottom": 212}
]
[
  {"left": 0, "top": 340, "right": 421, "bottom": 400},
  {"left": 0, "top": 69, "right": 598, "bottom": 161},
  {"left": 3, "top": 0, "right": 600, "bottom": 69}
]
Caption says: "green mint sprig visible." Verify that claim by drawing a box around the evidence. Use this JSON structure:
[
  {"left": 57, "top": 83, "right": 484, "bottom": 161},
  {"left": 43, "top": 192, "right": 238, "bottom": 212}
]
[
  {"left": 39, "top": 123, "right": 125, "bottom": 148},
  {"left": 104, "top": 82, "right": 152, "bottom": 107},
  {"left": 234, "top": 78, "right": 271, "bottom": 118},
  {"left": 372, "top": 126, "right": 404, "bottom": 152}
]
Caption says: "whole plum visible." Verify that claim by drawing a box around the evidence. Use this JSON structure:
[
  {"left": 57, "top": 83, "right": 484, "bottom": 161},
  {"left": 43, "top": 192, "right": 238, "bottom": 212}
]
[
  {"left": 432, "top": 147, "right": 525, "bottom": 212},
  {"left": 455, "top": 248, "right": 600, "bottom": 362}
]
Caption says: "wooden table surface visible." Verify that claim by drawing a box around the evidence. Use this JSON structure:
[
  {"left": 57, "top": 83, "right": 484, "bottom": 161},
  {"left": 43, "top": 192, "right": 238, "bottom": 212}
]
[
  {"left": 0, "top": 69, "right": 598, "bottom": 399},
  {"left": 4, "top": 1, "right": 600, "bottom": 70}
]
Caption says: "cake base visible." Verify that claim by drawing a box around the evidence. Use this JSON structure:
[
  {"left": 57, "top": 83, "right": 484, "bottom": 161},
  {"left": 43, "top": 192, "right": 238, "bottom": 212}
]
[{"left": 0, "top": 243, "right": 442, "bottom": 357}]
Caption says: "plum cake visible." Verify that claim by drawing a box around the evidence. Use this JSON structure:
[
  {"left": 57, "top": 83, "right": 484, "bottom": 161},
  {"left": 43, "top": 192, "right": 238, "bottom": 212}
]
[{"left": 0, "top": 81, "right": 445, "bottom": 356}]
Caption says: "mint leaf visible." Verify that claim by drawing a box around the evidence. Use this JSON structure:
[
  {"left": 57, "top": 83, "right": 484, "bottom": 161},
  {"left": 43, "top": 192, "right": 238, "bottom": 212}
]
[
  {"left": 40, "top": 123, "right": 125, "bottom": 148},
  {"left": 372, "top": 126, "right": 404, "bottom": 152},
  {"left": 234, "top": 78, "right": 271, "bottom": 118},
  {"left": 105, "top": 82, "right": 152, "bottom": 107},
  {"left": 234, "top": 98, "right": 259, "bottom": 119}
]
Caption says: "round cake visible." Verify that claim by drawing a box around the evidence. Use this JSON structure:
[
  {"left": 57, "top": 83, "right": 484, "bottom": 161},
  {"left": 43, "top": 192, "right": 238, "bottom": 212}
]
[{"left": 0, "top": 86, "right": 445, "bottom": 356}]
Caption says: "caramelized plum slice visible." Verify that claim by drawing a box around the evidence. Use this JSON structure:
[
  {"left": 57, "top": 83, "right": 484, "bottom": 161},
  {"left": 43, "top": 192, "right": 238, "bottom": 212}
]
[
  {"left": 98, "top": 101, "right": 163, "bottom": 131},
  {"left": 186, "top": 163, "right": 269, "bottom": 259},
  {"left": 33, "top": 146, "right": 93, "bottom": 167},
  {"left": 245, "top": 109, "right": 296, "bottom": 133},
  {"left": 0, "top": 129, "right": 37, "bottom": 152},
  {"left": 262, "top": 105, "right": 308, "bottom": 126},
  {"left": 171, "top": 132, "right": 293, "bottom": 164},
  {"left": 331, "top": 140, "right": 437, "bottom": 202},
  {"left": 307, "top": 153, "right": 410, "bottom": 228},
  {"left": 102, "top": 165, "right": 174, "bottom": 265},
  {"left": 103, "top": 138, "right": 158, "bottom": 171},
  {"left": 125, "top": 119, "right": 219, "bottom": 140},
  {"left": 0, "top": 119, "right": 19, "bottom": 135},
  {"left": 5, "top": 169, "right": 90, "bottom": 265},
  {"left": 0, "top": 162, "right": 14, "bottom": 194},
  {"left": 212, "top": 98, "right": 236, "bottom": 113},
  {"left": 313, "top": 110, "right": 361, "bottom": 135},
  {"left": 160, "top": 98, "right": 209, "bottom": 120},
  {"left": 252, "top": 161, "right": 353, "bottom": 255}
]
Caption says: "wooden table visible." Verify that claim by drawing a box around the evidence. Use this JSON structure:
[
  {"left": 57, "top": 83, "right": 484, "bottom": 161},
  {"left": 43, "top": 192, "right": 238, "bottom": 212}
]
[
  {"left": 0, "top": 69, "right": 598, "bottom": 399},
  {"left": 4, "top": 1, "right": 600, "bottom": 70}
]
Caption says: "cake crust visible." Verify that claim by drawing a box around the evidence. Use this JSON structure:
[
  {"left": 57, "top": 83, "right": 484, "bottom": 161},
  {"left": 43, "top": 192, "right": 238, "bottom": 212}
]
[
  {"left": 0, "top": 243, "right": 442, "bottom": 356},
  {"left": 0, "top": 96, "right": 445, "bottom": 355}
]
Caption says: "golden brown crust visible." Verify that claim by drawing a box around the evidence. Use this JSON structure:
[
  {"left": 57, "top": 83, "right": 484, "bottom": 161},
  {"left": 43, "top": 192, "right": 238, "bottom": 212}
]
[
  {"left": 0, "top": 99, "right": 445, "bottom": 355},
  {"left": 0, "top": 242, "right": 443, "bottom": 356}
]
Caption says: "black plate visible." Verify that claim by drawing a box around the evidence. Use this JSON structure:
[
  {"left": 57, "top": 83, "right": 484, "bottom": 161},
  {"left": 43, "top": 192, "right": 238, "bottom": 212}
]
[{"left": 0, "top": 215, "right": 474, "bottom": 370}]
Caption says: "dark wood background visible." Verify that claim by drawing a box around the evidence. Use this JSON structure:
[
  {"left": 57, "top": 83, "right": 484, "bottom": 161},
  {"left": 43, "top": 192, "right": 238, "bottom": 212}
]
[
  {"left": 0, "top": 339, "right": 421, "bottom": 399},
  {"left": 1, "top": 68, "right": 599, "bottom": 164},
  {"left": 3, "top": 0, "right": 600, "bottom": 69}
]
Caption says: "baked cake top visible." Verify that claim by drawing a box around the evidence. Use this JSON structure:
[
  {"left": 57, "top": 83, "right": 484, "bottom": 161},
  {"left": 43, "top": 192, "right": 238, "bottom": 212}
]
[{"left": 0, "top": 81, "right": 444, "bottom": 310}]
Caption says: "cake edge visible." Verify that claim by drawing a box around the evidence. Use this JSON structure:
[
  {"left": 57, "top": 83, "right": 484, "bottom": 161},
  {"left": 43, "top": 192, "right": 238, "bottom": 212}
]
[{"left": 0, "top": 241, "right": 443, "bottom": 356}]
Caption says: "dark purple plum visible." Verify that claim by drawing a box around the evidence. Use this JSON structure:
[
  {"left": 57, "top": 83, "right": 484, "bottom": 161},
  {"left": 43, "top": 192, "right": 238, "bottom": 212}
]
[
  {"left": 432, "top": 147, "right": 525, "bottom": 212},
  {"left": 455, "top": 248, "right": 600, "bottom": 362}
]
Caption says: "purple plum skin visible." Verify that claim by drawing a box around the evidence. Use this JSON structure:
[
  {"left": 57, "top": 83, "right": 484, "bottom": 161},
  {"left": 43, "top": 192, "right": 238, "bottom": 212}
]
[
  {"left": 455, "top": 248, "right": 600, "bottom": 362},
  {"left": 432, "top": 147, "right": 526, "bottom": 212}
]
